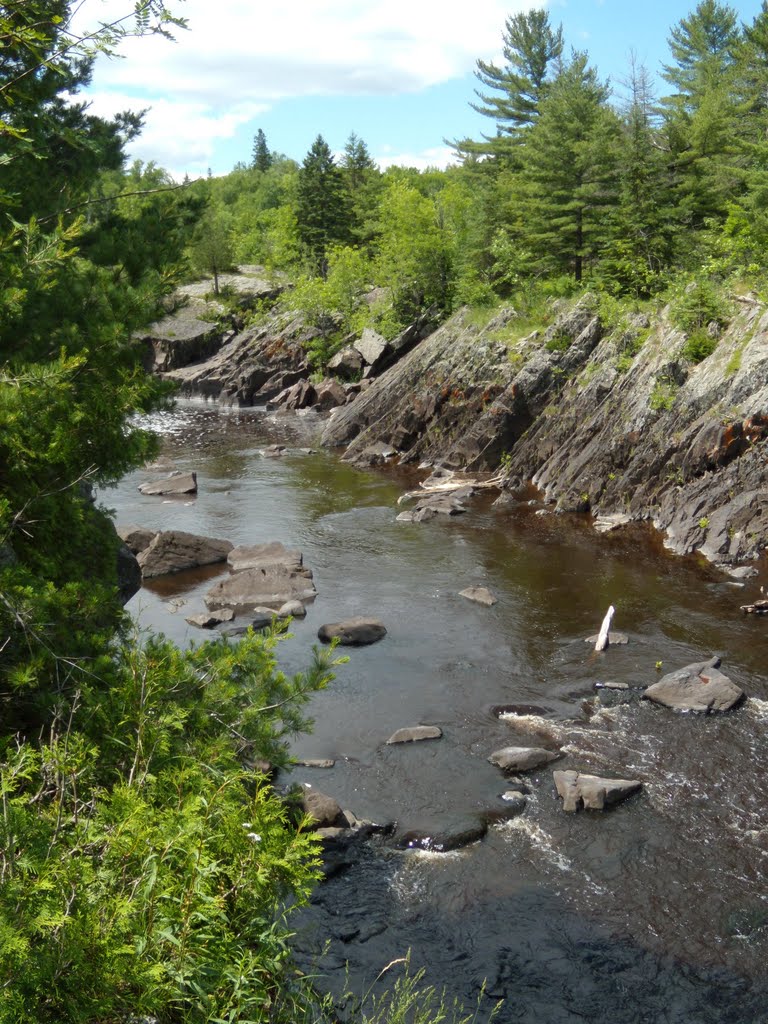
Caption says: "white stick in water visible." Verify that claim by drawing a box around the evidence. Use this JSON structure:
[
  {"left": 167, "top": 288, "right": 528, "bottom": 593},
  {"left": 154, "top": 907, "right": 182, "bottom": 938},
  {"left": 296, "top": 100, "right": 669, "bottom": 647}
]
[{"left": 595, "top": 605, "right": 615, "bottom": 652}]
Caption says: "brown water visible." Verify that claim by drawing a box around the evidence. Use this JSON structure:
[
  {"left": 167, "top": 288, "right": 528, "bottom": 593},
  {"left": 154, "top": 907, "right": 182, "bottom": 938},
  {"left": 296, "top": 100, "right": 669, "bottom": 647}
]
[{"left": 106, "top": 401, "right": 768, "bottom": 1023}]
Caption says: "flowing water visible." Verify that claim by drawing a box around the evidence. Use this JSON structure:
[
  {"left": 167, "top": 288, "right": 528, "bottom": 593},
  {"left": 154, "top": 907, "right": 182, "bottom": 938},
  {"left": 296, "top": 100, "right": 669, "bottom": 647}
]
[{"left": 106, "top": 400, "right": 768, "bottom": 1023}]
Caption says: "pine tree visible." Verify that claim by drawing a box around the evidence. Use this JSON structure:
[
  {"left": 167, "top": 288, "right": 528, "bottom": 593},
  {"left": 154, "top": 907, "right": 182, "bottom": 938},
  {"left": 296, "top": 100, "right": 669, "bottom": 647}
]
[
  {"left": 660, "top": 1, "right": 742, "bottom": 232},
  {"left": 252, "top": 128, "right": 273, "bottom": 172},
  {"left": 516, "top": 53, "right": 620, "bottom": 282},
  {"left": 453, "top": 9, "right": 563, "bottom": 161},
  {"left": 296, "top": 134, "right": 350, "bottom": 274},
  {"left": 340, "top": 131, "right": 381, "bottom": 245}
]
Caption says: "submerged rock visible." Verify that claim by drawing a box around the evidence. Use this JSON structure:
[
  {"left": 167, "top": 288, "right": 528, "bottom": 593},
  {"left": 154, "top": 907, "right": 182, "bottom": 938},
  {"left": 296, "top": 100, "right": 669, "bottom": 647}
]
[
  {"left": 317, "top": 617, "right": 387, "bottom": 646},
  {"left": 227, "top": 541, "right": 303, "bottom": 573},
  {"left": 395, "top": 818, "right": 488, "bottom": 853},
  {"left": 584, "top": 632, "right": 629, "bottom": 646},
  {"left": 642, "top": 656, "right": 744, "bottom": 712},
  {"left": 185, "top": 608, "right": 235, "bottom": 629},
  {"left": 554, "top": 770, "right": 642, "bottom": 812},
  {"left": 459, "top": 586, "right": 497, "bottom": 606},
  {"left": 488, "top": 746, "right": 561, "bottom": 773},
  {"left": 386, "top": 725, "right": 443, "bottom": 744}
]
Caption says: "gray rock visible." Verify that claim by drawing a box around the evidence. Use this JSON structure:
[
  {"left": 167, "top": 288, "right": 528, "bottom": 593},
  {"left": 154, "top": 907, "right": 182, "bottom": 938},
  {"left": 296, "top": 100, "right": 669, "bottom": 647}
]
[
  {"left": 594, "top": 513, "right": 632, "bottom": 533},
  {"left": 138, "top": 471, "right": 197, "bottom": 496},
  {"left": 501, "top": 790, "right": 528, "bottom": 813},
  {"left": 724, "top": 565, "right": 759, "bottom": 579},
  {"left": 459, "top": 586, "right": 497, "bottom": 606},
  {"left": 137, "top": 530, "right": 233, "bottom": 578},
  {"left": 317, "top": 617, "right": 387, "bottom": 646},
  {"left": 386, "top": 725, "right": 443, "bottom": 744},
  {"left": 595, "top": 680, "right": 629, "bottom": 690},
  {"left": 117, "top": 524, "right": 158, "bottom": 554},
  {"left": 205, "top": 566, "right": 317, "bottom": 612},
  {"left": 554, "top": 770, "right": 642, "bottom": 812},
  {"left": 488, "top": 746, "right": 561, "bottom": 772},
  {"left": 354, "top": 328, "right": 389, "bottom": 367},
  {"left": 314, "top": 378, "right": 347, "bottom": 412},
  {"left": 327, "top": 346, "right": 364, "bottom": 379},
  {"left": 643, "top": 656, "right": 744, "bottom": 712},
  {"left": 185, "top": 608, "right": 236, "bottom": 629},
  {"left": 295, "top": 758, "right": 336, "bottom": 769},
  {"left": 278, "top": 599, "right": 307, "bottom": 619},
  {"left": 227, "top": 541, "right": 303, "bottom": 574},
  {"left": 301, "top": 787, "right": 345, "bottom": 828},
  {"left": 263, "top": 444, "right": 286, "bottom": 457},
  {"left": 395, "top": 818, "right": 488, "bottom": 852}
]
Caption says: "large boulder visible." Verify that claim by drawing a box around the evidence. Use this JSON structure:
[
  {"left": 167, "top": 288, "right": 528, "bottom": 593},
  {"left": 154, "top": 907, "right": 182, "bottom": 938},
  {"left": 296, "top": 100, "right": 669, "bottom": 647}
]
[
  {"left": 488, "top": 746, "right": 561, "bottom": 773},
  {"left": 300, "top": 787, "right": 346, "bottom": 828},
  {"left": 317, "top": 617, "right": 387, "bottom": 646},
  {"left": 327, "top": 346, "right": 364, "bottom": 379},
  {"left": 642, "top": 656, "right": 744, "bottom": 712},
  {"left": 554, "top": 770, "right": 642, "bottom": 812},
  {"left": 227, "top": 541, "right": 303, "bottom": 574},
  {"left": 314, "top": 378, "right": 348, "bottom": 412},
  {"left": 205, "top": 566, "right": 317, "bottom": 612},
  {"left": 137, "top": 530, "right": 233, "bottom": 578},
  {"left": 354, "top": 328, "right": 389, "bottom": 369},
  {"left": 138, "top": 471, "right": 197, "bottom": 496}
]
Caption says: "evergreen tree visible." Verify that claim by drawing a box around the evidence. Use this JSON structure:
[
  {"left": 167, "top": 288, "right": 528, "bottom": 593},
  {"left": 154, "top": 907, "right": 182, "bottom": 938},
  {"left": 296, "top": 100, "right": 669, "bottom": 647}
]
[
  {"left": 252, "top": 128, "right": 273, "bottom": 172},
  {"left": 660, "top": 1, "right": 742, "bottom": 232},
  {"left": 296, "top": 134, "right": 350, "bottom": 274},
  {"left": 516, "top": 53, "right": 621, "bottom": 282},
  {"left": 453, "top": 9, "right": 563, "bottom": 161},
  {"left": 340, "top": 131, "right": 381, "bottom": 245}
]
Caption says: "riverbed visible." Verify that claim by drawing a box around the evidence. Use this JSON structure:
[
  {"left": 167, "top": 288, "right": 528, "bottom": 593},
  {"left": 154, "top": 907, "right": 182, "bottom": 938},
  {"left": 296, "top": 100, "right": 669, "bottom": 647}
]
[{"left": 106, "top": 400, "right": 768, "bottom": 1023}]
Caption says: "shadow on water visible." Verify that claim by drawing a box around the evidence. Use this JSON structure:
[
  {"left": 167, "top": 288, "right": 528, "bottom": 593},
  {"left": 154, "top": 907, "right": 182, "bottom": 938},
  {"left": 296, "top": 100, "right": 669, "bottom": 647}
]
[{"left": 106, "top": 401, "right": 768, "bottom": 1022}]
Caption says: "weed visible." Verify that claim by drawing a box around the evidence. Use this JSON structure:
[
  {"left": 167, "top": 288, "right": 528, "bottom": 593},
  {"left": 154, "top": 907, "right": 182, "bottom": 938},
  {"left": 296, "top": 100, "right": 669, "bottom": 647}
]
[
  {"left": 682, "top": 329, "right": 718, "bottom": 364},
  {"left": 699, "top": 516, "right": 710, "bottom": 529},
  {"left": 649, "top": 376, "right": 678, "bottom": 412}
]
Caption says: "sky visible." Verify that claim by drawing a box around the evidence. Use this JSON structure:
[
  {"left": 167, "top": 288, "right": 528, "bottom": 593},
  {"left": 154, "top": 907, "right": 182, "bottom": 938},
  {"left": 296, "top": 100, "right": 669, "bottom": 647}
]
[{"left": 78, "top": 0, "right": 766, "bottom": 181}]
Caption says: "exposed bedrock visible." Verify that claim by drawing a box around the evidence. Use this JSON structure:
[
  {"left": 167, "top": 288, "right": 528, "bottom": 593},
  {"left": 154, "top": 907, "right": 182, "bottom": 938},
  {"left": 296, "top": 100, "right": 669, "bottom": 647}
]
[{"left": 321, "top": 295, "right": 768, "bottom": 567}]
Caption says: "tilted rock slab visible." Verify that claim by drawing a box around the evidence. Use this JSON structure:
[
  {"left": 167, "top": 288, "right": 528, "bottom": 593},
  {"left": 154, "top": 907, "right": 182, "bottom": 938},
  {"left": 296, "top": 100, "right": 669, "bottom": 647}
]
[
  {"left": 137, "top": 530, "right": 233, "bottom": 578},
  {"left": 554, "top": 770, "right": 642, "bottom": 812},
  {"left": 459, "top": 586, "right": 497, "bottom": 607},
  {"left": 386, "top": 725, "right": 443, "bottom": 744},
  {"left": 317, "top": 617, "right": 387, "bottom": 646},
  {"left": 117, "top": 524, "right": 158, "bottom": 555},
  {"left": 642, "top": 656, "right": 744, "bottom": 713},
  {"left": 138, "top": 471, "right": 197, "bottom": 496},
  {"left": 488, "top": 746, "right": 561, "bottom": 773},
  {"left": 205, "top": 566, "right": 317, "bottom": 612}
]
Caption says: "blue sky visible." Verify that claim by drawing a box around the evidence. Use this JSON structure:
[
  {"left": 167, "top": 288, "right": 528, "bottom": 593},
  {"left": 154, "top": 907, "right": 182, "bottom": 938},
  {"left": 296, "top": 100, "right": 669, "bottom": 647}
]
[{"left": 80, "top": 0, "right": 765, "bottom": 180}]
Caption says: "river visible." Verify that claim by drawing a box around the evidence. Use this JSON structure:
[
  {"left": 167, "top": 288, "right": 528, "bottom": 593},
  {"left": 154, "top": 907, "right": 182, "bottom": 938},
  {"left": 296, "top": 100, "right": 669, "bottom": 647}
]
[{"left": 106, "top": 400, "right": 768, "bottom": 1024}]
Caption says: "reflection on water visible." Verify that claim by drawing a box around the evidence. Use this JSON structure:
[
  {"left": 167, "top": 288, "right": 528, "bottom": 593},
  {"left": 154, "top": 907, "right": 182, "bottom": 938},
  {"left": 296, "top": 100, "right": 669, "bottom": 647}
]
[{"left": 105, "top": 400, "right": 768, "bottom": 1020}]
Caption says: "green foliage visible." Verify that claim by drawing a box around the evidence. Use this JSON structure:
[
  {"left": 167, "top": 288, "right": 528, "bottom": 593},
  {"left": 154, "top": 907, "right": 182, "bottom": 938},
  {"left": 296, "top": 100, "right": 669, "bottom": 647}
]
[
  {"left": 296, "top": 135, "right": 351, "bottom": 275},
  {"left": 0, "top": 630, "right": 340, "bottom": 1024},
  {"left": 682, "top": 328, "right": 719, "bottom": 363},
  {"left": 669, "top": 278, "right": 731, "bottom": 333},
  {"left": 189, "top": 206, "right": 235, "bottom": 296},
  {"left": 649, "top": 375, "right": 679, "bottom": 411}
]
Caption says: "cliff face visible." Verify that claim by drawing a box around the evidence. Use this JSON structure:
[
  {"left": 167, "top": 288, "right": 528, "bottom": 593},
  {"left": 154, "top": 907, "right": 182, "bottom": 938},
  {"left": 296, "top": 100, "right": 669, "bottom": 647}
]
[{"left": 321, "top": 295, "right": 768, "bottom": 568}]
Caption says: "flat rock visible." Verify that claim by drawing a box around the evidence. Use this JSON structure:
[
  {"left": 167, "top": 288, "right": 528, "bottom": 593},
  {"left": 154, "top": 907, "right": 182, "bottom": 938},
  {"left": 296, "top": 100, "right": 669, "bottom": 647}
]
[
  {"left": 205, "top": 566, "right": 317, "bottom": 612},
  {"left": 594, "top": 513, "right": 632, "bottom": 533},
  {"left": 643, "top": 656, "right": 744, "bottom": 712},
  {"left": 137, "top": 530, "right": 233, "bottom": 578},
  {"left": 386, "top": 725, "right": 443, "bottom": 744},
  {"left": 227, "top": 541, "right": 303, "bottom": 573},
  {"left": 554, "top": 770, "right": 642, "bottom": 812},
  {"left": 317, "top": 617, "right": 387, "bottom": 646},
  {"left": 185, "top": 608, "right": 235, "bottom": 629},
  {"left": 488, "top": 746, "right": 561, "bottom": 773},
  {"left": 117, "top": 524, "right": 158, "bottom": 555},
  {"left": 459, "top": 586, "right": 497, "bottom": 607},
  {"left": 138, "top": 471, "right": 198, "bottom": 496},
  {"left": 295, "top": 758, "right": 336, "bottom": 769},
  {"left": 584, "top": 632, "right": 629, "bottom": 645}
]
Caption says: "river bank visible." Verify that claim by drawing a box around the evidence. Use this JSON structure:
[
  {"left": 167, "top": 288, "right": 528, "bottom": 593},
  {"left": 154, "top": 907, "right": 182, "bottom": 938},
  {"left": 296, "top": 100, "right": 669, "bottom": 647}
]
[{"left": 107, "top": 398, "right": 768, "bottom": 1023}]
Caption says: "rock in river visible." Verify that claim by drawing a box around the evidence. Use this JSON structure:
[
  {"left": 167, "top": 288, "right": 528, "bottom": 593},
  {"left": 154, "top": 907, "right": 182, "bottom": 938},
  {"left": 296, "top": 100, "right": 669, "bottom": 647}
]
[
  {"left": 488, "top": 746, "right": 561, "bottom": 773},
  {"left": 386, "top": 725, "right": 443, "bottom": 744},
  {"left": 138, "top": 471, "right": 198, "bottom": 496},
  {"left": 227, "top": 541, "right": 304, "bottom": 573},
  {"left": 205, "top": 566, "right": 317, "bottom": 612},
  {"left": 554, "top": 770, "right": 642, "bottom": 812},
  {"left": 642, "top": 656, "right": 744, "bottom": 713},
  {"left": 317, "top": 617, "right": 387, "bottom": 646},
  {"left": 459, "top": 586, "right": 497, "bottom": 607},
  {"left": 137, "top": 530, "right": 233, "bottom": 578}
]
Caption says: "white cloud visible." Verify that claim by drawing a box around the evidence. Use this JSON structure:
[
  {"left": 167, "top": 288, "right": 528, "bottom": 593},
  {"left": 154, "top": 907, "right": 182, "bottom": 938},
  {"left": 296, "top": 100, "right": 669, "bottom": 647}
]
[
  {"left": 375, "top": 145, "right": 458, "bottom": 171},
  {"left": 73, "top": 0, "right": 546, "bottom": 172}
]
